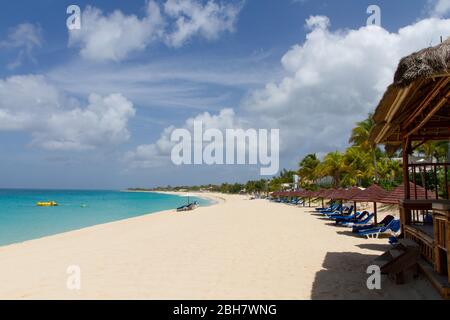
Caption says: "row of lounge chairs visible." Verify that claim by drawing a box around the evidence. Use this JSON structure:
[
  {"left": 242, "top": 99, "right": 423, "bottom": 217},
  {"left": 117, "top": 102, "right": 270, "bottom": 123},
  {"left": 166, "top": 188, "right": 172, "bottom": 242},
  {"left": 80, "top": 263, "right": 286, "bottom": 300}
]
[
  {"left": 270, "top": 197, "right": 401, "bottom": 240},
  {"left": 272, "top": 197, "right": 305, "bottom": 206},
  {"left": 316, "top": 201, "right": 401, "bottom": 239}
]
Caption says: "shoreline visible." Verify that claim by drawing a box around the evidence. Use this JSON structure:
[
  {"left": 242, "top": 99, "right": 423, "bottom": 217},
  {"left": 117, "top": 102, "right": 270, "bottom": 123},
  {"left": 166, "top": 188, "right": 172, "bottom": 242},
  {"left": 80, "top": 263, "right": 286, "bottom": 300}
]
[
  {"left": 0, "top": 191, "right": 224, "bottom": 251},
  {"left": 0, "top": 194, "right": 440, "bottom": 299},
  {"left": 122, "top": 189, "right": 226, "bottom": 205}
]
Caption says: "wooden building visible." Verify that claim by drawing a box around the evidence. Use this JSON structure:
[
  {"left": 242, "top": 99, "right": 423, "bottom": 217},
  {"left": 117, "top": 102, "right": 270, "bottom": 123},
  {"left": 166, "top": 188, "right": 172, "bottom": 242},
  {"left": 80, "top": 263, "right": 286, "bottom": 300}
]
[{"left": 370, "top": 39, "right": 450, "bottom": 298}]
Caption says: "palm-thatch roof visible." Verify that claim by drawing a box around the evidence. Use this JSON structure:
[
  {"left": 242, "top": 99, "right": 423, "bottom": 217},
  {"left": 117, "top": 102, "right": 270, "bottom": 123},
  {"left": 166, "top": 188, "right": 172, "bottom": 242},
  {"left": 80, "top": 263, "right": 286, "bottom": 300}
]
[
  {"left": 377, "top": 182, "right": 437, "bottom": 205},
  {"left": 350, "top": 184, "right": 388, "bottom": 202},
  {"left": 370, "top": 38, "right": 450, "bottom": 146},
  {"left": 394, "top": 38, "right": 450, "bottom": 87}
]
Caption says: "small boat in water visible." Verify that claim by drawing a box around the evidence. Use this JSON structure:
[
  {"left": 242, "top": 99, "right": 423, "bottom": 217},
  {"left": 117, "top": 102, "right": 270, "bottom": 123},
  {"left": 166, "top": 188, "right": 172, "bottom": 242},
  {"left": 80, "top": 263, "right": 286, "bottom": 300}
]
[
  {"left": 177, "top": 201, "right": 199, "bottom": 212},
  {"left": 36, "top": 201, "right": 58, "bottom": 207}
]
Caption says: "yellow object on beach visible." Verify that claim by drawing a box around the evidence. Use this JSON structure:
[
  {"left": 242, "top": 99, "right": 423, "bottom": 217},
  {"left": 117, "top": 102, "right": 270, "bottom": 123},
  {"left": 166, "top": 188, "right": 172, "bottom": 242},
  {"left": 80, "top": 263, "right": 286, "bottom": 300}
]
[{"left": 36, "top": 201, "right": 58, "bottom": 207}]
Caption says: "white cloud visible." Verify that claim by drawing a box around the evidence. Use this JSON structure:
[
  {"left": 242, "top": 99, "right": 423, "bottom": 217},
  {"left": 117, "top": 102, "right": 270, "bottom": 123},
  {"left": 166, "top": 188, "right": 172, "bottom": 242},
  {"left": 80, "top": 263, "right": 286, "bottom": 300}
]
[
  {"left": 125, "top": 108, "right": 240, "bottom": 168},
  {"left": 126, "top": 15, "right": 450, "bottom": 173},
  {"left": 428, "top": 0, "right": 450, "bottom": 17},
  {"left": 69, "top": 0, "right": 242, "bottom": 62},
  {"left": 0, "top": 75, "right": 135, "bottom": 151},
  {"left": 164, "top": 0, "right": 241, "bottom": 47},
  {"left": 240, "top": 16, "right": 450, "bottom": 161},
  {"left": 0, "top": 23, "right": 43, "bottom": 69},
  {"left": 69, "top": 1, "right": 164, "bottom": 62},
  {"left": 47, "top": 52, "right": 277, "bottom": 112}
]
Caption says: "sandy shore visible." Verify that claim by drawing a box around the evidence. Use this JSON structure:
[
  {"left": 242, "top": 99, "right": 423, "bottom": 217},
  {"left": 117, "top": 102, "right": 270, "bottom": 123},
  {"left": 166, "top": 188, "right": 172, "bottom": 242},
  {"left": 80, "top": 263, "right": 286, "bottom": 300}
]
[{"left": 0, "top": 193, "right": 441, "bottom": 299}]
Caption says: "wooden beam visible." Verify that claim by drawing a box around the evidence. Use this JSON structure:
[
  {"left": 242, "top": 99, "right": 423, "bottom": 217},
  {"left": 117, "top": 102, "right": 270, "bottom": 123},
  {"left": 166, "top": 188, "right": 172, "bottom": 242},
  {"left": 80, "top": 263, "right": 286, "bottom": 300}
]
[
  {"left": 402, "top": 137, "right": 411, "bottom": 200},
  {"left": 402, "top": 78, "right": 449, "bottom": 132},
  {"left": 405, "top": 89, "right": 450, "bottom": 139}
]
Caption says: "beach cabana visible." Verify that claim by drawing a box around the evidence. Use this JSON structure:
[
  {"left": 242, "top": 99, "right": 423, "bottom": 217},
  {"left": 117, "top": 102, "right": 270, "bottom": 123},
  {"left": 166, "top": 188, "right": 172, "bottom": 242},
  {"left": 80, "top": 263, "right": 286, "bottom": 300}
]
[{"left": 369, "top": 38, "right": 450, "bottom": 297}]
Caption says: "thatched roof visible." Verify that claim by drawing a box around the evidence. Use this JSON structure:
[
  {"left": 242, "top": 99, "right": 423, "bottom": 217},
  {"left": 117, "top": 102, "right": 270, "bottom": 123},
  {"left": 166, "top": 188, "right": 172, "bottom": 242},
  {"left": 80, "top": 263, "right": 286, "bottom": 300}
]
[
  {"left": 316, "top": 189, "right": 334, "bottom": 199},
  {"left": 339, "top": 187, "right": 364, "bottom": 200},
  {"left": 369, "top": 38, "right": 450, "bottom": 146},
  {"left": 394, "top": 38, "right": 450, "bottom": 87},
  {"left": 350, "top": 184, "right": 388, "bottom": 202},
  {"left": 377, "top": 182, "right": 437, "bottom": 205}
]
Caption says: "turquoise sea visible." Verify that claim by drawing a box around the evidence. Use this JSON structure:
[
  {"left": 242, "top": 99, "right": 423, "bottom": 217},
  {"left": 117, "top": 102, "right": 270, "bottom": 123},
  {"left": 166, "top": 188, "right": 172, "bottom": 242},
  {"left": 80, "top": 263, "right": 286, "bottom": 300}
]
[{"left": 0, "top": 190, "right": 211, "bottom": 247}]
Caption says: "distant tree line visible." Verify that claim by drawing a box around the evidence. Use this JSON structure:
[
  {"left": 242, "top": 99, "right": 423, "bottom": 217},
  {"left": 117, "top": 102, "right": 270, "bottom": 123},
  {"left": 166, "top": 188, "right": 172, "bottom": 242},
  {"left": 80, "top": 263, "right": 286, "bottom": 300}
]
[{"left": 130, "top": 114, "right": 449, "bottom": 195}]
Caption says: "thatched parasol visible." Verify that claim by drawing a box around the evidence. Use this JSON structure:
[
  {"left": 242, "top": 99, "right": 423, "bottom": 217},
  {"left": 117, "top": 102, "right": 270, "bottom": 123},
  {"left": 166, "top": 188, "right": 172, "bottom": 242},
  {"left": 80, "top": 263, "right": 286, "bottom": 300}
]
[
  {"left": 349, "top": 184, "right": 389, "bottom": 223},
  {"left": 370, "top": 38, "right": 450, "bottom": 146}
]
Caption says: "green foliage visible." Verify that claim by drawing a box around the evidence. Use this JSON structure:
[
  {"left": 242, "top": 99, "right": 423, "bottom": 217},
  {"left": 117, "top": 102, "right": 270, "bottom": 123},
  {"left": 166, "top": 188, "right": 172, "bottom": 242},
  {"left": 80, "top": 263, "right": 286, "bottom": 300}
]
[{"left": 136, "top": 115, "right": 449, "bottom": 195}]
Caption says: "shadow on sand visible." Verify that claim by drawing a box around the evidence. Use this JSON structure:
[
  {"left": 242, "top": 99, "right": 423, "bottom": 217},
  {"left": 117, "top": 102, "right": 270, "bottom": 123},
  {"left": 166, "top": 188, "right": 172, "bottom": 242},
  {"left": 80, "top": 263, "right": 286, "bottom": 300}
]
[
  {"left": 356, "top": 243, "right": 391, "bottom": 252},
  {"left": 311, "top": 251, "right": 382, "bottom": 300},
  {"left": 310, "top": 251, "right": 442, "bottom": 300}
]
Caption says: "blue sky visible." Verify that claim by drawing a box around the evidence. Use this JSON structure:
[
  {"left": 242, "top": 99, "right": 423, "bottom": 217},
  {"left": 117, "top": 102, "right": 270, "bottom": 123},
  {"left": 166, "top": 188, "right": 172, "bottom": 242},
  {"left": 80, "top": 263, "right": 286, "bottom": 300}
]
[{"left": 0, "top": 0, "right": 449, "bottom": 189}]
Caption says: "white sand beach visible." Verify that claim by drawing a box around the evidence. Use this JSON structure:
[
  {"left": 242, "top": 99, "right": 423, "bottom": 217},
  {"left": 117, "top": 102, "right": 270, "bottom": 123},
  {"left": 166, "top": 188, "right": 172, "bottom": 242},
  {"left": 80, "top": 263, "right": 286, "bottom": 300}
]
[{"left": 0, "top": 193, "right": 441, "bottom": 300}]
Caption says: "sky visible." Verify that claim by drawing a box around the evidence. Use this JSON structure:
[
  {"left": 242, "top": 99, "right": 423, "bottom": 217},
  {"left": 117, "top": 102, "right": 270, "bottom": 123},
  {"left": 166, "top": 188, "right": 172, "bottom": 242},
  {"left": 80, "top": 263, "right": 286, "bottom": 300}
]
[{"left": 0, "top": 0, "right": 449, "bottom": 189}]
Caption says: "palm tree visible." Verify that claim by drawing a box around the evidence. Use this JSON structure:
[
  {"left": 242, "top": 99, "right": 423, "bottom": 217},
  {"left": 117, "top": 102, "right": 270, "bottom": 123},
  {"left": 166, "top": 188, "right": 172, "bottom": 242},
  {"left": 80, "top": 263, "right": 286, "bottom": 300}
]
[
  {"left": 377, "top": 156, "right": 402, "bottom": 186},
  {"left": 349, "top": 114, "right": 379, "bottom": 181},
  {"left": 298, "top": 154, "right": 321, "bottom": 185},
  {"left": 321, "top": 151, "right": 347, "bottom": 188},
  {"left": 417, "top": 141, "right": 449, "bottom": 162},
  {"left": 343, "top": 146, "right": 373, "bottom": 186}
]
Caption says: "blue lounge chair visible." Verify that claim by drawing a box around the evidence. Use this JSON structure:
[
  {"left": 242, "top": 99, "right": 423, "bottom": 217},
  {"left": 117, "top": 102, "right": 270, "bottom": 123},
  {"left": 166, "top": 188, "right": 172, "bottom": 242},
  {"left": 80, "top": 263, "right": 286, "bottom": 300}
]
[
  {"left": 320, "top": 205, "right": 345, "bottom": 216},
  {"left": 352, "top": 215, "right": 395, "bottom": 233},
  {"left": 357, "top": 219, "right": 401, "bottom": 239},
  {"left": 326, "top": 206, "right": 354, "bottom": 219},
  {"left": 315, "top": 202, "right": 337, "bottom": 211},
  {"left": 319, "top": 203, "right": 342, "bottom": 214},
  {"left": 335, "top": 210, "right": 369, "bottom": 224},
  {"left": 341, "top": 212, "right": 374, "bottom": 227}
]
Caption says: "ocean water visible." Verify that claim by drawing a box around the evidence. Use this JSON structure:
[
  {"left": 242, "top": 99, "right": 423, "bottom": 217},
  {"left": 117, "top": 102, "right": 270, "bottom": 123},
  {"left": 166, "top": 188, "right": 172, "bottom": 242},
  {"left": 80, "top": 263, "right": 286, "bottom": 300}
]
[{"left": 0, "top": 190, "right": 211, "bottom": 247}]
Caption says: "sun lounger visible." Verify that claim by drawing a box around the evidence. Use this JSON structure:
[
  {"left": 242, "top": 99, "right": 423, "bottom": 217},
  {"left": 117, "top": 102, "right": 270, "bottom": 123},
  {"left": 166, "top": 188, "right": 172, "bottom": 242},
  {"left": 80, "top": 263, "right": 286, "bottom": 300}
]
[
  {"left": 341, "top": 212, "right": 374, "bottom": 227},
  {"left": 315, "top": 202, "right": 337, "bottom": 211},
  {"left": 320, "top": 204, "right": 344, "bottom": 215},
  {"left": 356, "top": 219, "right": 401, "bottom": 239},
  {"left": 326, "top": 205, "right": 354, "bottom": 219},
  {"left": 352, "top": 215, "right": 395, "bottom": 233},
  {"left": 319, "top": 203, "right": 341, "bottom": 214},
  {"left": 334, "top": 210, "right": 368, "bottom": 224}
]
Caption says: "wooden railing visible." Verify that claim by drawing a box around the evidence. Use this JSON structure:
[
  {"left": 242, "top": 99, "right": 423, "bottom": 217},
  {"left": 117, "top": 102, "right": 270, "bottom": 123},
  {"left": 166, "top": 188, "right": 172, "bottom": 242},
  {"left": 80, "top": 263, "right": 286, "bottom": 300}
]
[
  {"left": 434, "top": 215, "right": 448, "bottom": 250},
  {"left": 405, "top": 225, "right": 434, "bottom": 264},
  {"left": 401, "top": 201, "right": 435, "bottom": 264},
  {"left": 408, "top": 162, "right": 450, "bottom": 200}
]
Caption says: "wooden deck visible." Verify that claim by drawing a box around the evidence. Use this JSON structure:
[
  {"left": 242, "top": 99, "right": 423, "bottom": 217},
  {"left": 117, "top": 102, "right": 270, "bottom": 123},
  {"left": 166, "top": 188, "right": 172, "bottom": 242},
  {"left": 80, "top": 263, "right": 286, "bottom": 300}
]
[{"left": 401, "top": 200, "right": 450, "bottom": 298}]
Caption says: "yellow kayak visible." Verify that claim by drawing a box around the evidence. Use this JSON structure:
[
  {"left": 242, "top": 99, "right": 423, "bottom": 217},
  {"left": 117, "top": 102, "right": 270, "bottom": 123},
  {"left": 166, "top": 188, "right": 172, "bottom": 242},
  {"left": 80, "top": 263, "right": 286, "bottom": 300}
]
[{"left": 37, "top": 201, "right": 58, "bottom": 207}]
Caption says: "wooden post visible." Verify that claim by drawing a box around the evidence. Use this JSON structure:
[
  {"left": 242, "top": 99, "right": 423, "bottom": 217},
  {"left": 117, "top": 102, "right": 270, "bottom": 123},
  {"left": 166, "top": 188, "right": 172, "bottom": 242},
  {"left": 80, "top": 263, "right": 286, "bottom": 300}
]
[
  {"left": 401, "top": 138, "right": 411, "bottom": 236},
  {"left": 373, "top": 202, "right": 378, "bottom": 224},
  {"left": 402, "top": 137, "right": 411, "bottom": 200},
  {"left": 354, "top": 201, "right": 357, "bottom": 214},
  {"left": 433, "top": 213, "right": 443, "bottom": 275},
  {"left": 447, "top": 214, "right": 450, "bottom": 283}
]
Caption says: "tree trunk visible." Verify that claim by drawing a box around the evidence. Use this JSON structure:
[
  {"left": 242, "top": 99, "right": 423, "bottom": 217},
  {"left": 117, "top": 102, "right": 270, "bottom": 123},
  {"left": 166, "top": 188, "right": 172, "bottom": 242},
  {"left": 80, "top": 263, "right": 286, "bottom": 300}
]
[{"left": 372, "top": 148, "right": 379, "bottom": 182}]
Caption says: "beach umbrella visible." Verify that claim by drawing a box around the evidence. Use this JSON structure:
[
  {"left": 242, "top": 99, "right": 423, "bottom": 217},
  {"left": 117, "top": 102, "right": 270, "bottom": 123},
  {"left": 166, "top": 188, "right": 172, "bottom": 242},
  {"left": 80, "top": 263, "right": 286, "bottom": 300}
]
[
  {"left": 315, "top": 189, "right": 334, "bottom": 207},
  {"left": 350, "top": 185, "right": 388, "bottom": 224},
  {"left": 316, "top": 189, "right": 329, "bottom": 207},
  {"left": 340, "top": 187, "right": 364, "bottom": 215}
]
